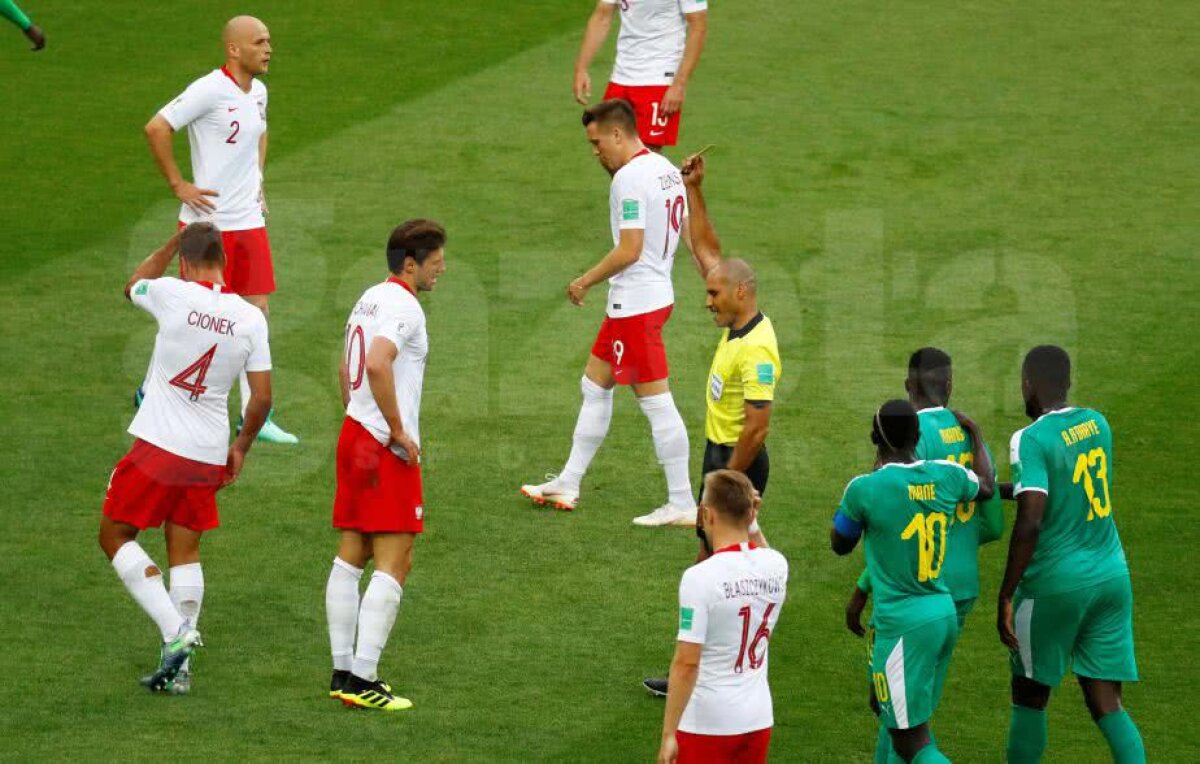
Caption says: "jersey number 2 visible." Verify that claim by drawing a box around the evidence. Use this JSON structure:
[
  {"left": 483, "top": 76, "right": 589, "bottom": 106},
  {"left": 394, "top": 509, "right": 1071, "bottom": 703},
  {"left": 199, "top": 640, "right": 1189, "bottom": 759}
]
[
  {"left": 169, "top": 344, "right": 218, "bottom": 401},
  {"left": 227, "top": 120, "right": 240, "bottom": 144}
]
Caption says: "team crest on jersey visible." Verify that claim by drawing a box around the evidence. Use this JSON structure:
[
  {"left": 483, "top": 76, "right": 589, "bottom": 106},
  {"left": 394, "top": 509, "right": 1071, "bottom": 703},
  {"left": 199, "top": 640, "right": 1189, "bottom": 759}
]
[{"left": 710, "top": 373, "right": 724, "bottom": 401}]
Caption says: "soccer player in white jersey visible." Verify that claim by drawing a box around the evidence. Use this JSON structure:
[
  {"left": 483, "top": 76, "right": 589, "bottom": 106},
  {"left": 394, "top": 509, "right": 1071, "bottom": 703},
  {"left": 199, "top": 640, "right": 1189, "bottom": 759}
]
[
  {"left": 143, "top": 15, "right": 296, "bottom": 444},
  {"left": 658, "top": 470, "right": 787, "bottom": 764},
  {"left": 522, "top": 99, "right": 697, "bottom": 526},
  {"left": 324, "top": 220, "right": 446, "bottom": 712},
  {"left": 98, "top": 223, "right": 272, "bottom": 694},
  {"left": 574, "top": 0, "right": 709, "bottom": 149}
]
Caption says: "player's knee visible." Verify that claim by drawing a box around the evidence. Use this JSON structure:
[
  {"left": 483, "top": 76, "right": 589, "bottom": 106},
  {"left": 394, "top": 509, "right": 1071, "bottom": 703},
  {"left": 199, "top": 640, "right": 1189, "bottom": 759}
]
[
  {"left": 1079, "top": 677, "right": 1122, "bottom": 720},
  {"left": 1012, "top": 676, "right": 1051, "bottom": 710},
  {"left": 581, "top": 374, "right": 613, "bottom": 399}
]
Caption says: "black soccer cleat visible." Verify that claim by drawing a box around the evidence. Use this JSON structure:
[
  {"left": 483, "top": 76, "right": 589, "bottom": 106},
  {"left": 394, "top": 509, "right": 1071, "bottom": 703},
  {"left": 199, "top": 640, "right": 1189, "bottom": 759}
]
[
  {"left": 339, "top": 674, "right": 413, "bottom": 711},
  {"left": 642, "top": 677, "right": 668, "bottom": 697},
  {"left": 329, "top": 669, "right": 351, "bottom": 700}
]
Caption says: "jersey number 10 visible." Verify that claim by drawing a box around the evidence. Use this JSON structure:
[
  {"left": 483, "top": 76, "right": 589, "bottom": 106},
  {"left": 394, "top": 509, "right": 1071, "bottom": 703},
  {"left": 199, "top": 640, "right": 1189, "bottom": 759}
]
[
  {"left": 662, "top": 195, "right": 684, "bottom": 259},
  {"left": 901, "top": 511, "right": 947, "bottom": 582}
]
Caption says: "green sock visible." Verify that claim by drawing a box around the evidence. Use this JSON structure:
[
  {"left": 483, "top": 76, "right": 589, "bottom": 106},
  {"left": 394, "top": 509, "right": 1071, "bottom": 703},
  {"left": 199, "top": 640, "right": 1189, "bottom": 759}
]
[
  {"left": 0, "top": 0, "right": 33, "bottom": 32},
  {"left": 1006, "top": 705, "right": 1048, "bottom": 763},
  {"left": 911, "top": 743, "right": 950, "bottom": 764},
  {"left": 1097, "top": 709, "right": 1146, "bottom": 764}
]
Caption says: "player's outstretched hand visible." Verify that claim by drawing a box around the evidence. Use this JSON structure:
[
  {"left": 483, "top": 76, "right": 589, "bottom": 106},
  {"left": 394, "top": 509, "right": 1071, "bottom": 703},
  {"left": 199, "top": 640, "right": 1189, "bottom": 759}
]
[
  {"left": 845, "top": 586, "right": 868, "bottom": 638},
  {"left": 567, "top": 279, "right": 589, "bottom": 306},
  {"left": 997, "top": 596, "right": 1019, "bottom": 651},
  {"left": 681, "top": 155, "right": 705, "bottom": 185},
  {"left": 173, "top": 181, "right": 219, "bottom": 214},
  {"left": 662, "top": 82, "right": 685, "bottom": 116},
  {"left": 657, "top": 734, "right": 679, "bottom": 764},
  {"left": 25, "top": 25, "right": 46, "bottom": 51},
  {"left": 390, "top": 429, "right": 421, "bottom": 466},
  {"left": 573, "top": 70, "right": 592, "bottom": 106},
  {"left": 222, "top": 445, "right": 247, "bottom": 489}
]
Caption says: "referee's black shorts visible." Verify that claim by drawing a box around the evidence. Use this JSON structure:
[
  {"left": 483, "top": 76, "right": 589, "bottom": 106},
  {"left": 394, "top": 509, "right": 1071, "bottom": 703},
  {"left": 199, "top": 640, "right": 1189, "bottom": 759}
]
[{"left": 697, "top": 440, "right": 769, "bottom": 502}]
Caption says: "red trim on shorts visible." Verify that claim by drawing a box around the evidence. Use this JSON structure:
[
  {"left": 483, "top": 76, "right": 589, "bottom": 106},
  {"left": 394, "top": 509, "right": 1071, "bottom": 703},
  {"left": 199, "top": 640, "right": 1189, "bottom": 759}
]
[
  {"left": 713, "top": 542, "right": 760, "bottom": 555},
  {"left": 387, "top": 276, "right": 417, "bottom": 296}
]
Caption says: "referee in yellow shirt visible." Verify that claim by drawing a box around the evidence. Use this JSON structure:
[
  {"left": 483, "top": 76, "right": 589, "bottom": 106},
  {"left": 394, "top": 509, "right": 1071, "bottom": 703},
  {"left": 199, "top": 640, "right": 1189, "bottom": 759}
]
[{"left": 643, "top": 155, "right": 782, "bottom": 697}]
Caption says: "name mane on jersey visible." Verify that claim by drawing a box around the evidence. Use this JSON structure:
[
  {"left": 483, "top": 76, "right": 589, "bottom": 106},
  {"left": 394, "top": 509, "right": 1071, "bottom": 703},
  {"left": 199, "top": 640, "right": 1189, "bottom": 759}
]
[
  {"left": 187, "top": 311, "right": 236, "bottom": 336},
  {"left": 939, "top": 426, "right": 965, "bottom": 444},
  {"left": 353, "top": 301, "right": 379, "bottom": 319},
  {"left": 1061, "top": 419, "right": 1101, "bottom": 447},
  {"left": 721, "top": 575, "right": 785, "bottom": 600},
  {"left": 659, "top": 171, "right": 683, "bottom": 190},
  {"left": 908, "top": 483, "right": 936, "bottom": 501}
]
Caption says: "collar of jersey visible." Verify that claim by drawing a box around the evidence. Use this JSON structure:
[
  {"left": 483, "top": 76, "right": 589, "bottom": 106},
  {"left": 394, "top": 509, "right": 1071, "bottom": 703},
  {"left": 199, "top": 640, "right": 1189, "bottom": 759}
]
[
  {"left": 727, "top": 312, "right": 765, "bottom": 341},
  {"left": 220, "top": 66, "right": 252, "bottom": 94},
  {"left": 880, "top": 460, "right": 924, "bottom": 470},
  {"left": 386, "top": 276, "right": 417, "bottom": 296},
  {"left": 192, "top": 280, "right": 233, "bottom": 293},
  {"left": 916, "top": 406, "right": 945, "bottom": 414},
  {"left": 713, "top": 541, "right": 760, "bottom": 555}
]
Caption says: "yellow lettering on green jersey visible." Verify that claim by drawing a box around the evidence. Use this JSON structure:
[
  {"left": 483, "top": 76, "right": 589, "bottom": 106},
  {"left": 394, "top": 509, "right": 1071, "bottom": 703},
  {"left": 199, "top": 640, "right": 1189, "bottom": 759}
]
[
  {"left": 1061, "top": 418, "right": 1101, "bottom": 447},
  {"left": 939, "top": 426, "right": 965, "bottom": 444},
  {"left": 908, "top": 484, "right": 936, "bottom": 501}
]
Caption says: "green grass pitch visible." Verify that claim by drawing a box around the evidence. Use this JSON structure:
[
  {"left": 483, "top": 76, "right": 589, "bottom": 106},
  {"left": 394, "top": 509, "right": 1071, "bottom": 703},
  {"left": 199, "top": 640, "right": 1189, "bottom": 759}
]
[{"left": 0, "top": 1, "right": 1196, "bottom": 760}]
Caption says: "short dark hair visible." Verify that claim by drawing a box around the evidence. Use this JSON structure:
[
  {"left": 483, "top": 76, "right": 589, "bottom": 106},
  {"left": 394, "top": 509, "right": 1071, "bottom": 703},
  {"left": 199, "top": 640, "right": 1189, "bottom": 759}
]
[
  {"left": 581, "top": 99, "right": 638, "bottom": 136},
  {"left": 702, "top": 469, "right": 755, "bottom": 525},
  {"left": 1023, "top": 345, "right": 1071, "bottom": 396},
  {"left": 872, "top": 399, "right": 920, "bottom": 451},
  {"left": 179, "top": 222, "right": 225, "bottom": 267},
  {"left": 387, "top": 219, "right": 446, "bottom": 273},
  {"left": 908, "top": 347, "right": 952, "bottom": 402}
]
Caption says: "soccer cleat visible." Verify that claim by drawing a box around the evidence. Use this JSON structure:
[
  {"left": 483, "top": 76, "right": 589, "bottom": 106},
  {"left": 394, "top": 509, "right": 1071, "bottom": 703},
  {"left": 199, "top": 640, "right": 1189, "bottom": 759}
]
[
  {"left": 329, "top": 669, "right": 351, "bottom": 700},
  {"left": 632, "top": 504, "right": 697, "bottom": 527},
  {"left": 520, "top": 474, "right": 579, "bottom": 511},
  {"left": 140, "top": 628, "right": 202, "bottom": 692},
  {"left": 165, "top": 669, "right": 192, "bottom": 696},
  {"left": 642, "top": 677, "right": 668, "bottom": 697},
  {"left": 249, "top": 410, "right": 299, "bottom": 444},
  {"left": 339, "top": 675, "right": 413, "bottom": 711},
  {"left": 133, "top": 386, "right": 145, "bottom": 410}
]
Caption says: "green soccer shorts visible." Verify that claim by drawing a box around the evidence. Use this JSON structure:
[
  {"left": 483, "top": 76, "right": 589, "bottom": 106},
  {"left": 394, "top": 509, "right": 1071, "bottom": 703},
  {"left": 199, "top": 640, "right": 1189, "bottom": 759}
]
[
  {"left": 1010, "top": 573, "right": 1138, "bottom": 686},
  {"left": 870, "top": 614, "right": 957, "bottom": 730}
]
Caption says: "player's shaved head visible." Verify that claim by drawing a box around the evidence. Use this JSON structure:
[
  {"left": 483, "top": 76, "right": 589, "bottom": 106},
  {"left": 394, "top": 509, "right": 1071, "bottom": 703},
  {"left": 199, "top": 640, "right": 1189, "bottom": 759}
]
[
  {"left": 223, "top": 15, "right": 266, "bottom": 45},
  {"left": 222, "top": 16, "right": 271, "bottom": 77},
  {"left": 1022, "top": 345, "right": 1071, "bottom": 416},
  {"left": 713, "top": 258, "right": 757, "bottom": 293},
  {"left": 582, "top": 99, "right": 638, "bottom": 136},
  {"left": 702, "top": 470, "right": 756, "bottom": 526},
  {"left": 872, "top": 399, "right": 920, "bottom": 453},
  {"left": 179, "top": 222, "right": 225, "bottom": 267},
  {"left": 907, "top": 347, "right": 952, "bottom": 405}
]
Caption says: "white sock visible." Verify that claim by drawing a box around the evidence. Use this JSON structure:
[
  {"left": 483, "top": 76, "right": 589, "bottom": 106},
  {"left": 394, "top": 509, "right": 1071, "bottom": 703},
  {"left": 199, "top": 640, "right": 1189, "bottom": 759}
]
[
  {"left": 111, "top": 542, "right": 184, "bottom": 642},
  {"left": 239, "top": 370, "right": 251, "bottom": 418},
  {"left": 326, "top": 557, "right": 364, "bottom": 673},
  {"left": 169, "top": 562, "right": 204, "bottom": 671},
  {"left": 351, "top": 571, "right": 404, "bottom": 682},
  {"left": 637, "top": 392, "right": 695, "bottom": 509},
  {"left": 559, "top": 376, "right": 614, "bottom": 488}
]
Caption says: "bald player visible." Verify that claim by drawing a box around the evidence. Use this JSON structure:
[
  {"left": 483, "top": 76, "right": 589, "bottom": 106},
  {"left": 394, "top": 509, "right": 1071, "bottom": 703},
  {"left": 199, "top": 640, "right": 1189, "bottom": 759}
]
[{"left": 142, "top": 16, "right": 297, "bottom": 444}]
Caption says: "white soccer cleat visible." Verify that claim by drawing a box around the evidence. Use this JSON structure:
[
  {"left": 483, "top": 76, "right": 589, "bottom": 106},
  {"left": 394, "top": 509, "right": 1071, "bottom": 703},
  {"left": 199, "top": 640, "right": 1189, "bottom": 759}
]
[
  {"left": 521, "top": 474, "right": 580, "bottom": 511},
  {"left": 632, "top": 504, "right": 697, "bottom": 527}
]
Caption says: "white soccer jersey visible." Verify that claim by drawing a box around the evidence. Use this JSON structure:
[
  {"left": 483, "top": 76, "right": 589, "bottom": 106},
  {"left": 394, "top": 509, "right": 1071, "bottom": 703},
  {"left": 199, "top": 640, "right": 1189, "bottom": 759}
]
[
  {"left": 602, "top": 0, "right": 709, "bottom": 86},
  {"left": 129, "top": 277, "right": 271, "bottom": 465},
  {"left": 676, "top": 542, "right": 788, "bottom": 736},
  {"left": 158, "top": 68, "right": 268, "bottom": 231},
  {"left": 606, "top": 149, "right": 687, "bottom": 318},
  {"left": 344, "top": 278, "right": 428, "bottom": 458}
]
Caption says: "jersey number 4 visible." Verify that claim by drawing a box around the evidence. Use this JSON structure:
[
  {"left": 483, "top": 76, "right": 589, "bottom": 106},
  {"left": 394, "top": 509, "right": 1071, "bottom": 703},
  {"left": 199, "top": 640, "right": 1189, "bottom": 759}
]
[
  {"left": 169, "top": 344, "right": 218, "bottom": 401},
  {"left": 735, "top": 603, "right": 775, "bottom": 673}
]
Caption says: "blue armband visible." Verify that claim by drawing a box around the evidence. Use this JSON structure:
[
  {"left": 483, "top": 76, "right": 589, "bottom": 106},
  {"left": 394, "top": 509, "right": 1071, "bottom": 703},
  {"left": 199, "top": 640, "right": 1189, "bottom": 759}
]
[{"left": 833, "top": 510, "right": 863, "bottom": 540}]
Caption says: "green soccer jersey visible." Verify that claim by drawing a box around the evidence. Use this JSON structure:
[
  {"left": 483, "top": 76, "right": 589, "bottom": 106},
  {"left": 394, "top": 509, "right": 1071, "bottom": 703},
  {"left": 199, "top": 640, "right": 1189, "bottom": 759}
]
[
  {"left": 914, "top": 407, "right": 1004, "bottom": 603},
  {"left": 1010, "top": 407, "right": 1128, "bottom": 598},
  {"left": 838, "top": 460, "right": 981, "bottom": 636}
]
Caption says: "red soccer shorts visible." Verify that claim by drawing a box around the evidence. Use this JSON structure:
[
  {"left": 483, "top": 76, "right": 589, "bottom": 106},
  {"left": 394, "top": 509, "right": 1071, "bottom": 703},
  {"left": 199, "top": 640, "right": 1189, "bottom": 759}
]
[
  {"left": 676, "top": 728, "right": 772, "bottom": 764},
  {"left": 333, "top": 417, "right": 425, "bottom": 534},
  {"left": 103, "top": 439, "right": 225, "bottom": 532},
  {"left": 177, "top": 222, "right": 276, "bottom": 295},
  {"left": 604, "top": 82, "right": 680, "bottom": 146},
  {"left": 590, "top": 304, "right": 673, "bottom": 385}
]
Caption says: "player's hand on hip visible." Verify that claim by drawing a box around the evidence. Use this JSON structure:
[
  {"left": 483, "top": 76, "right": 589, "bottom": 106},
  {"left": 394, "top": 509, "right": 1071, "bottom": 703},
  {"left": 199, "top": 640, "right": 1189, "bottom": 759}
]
[
  {"left": 221, "top": 446, "right": 246, "bottom": 489},
  {"left": 681, "top": 155, "right": 705, "bottom": 185},
  {"left": 390, "top": 429, "right": 421, "bottom": 466},
  {"left": 173, "top": 181, "right": 219, "bottom": 214},
  {"left": 573, "top": 70, "right": 591, "bottom": 105},
  {"left": 662, "top": 82, "right": 685, "bottom": 116},
  {"left": 567, "top": 279, "right": 589, "bottom": 306},
  {"left": 997, "top": 596, "right": 1019, "bottom": 651}
]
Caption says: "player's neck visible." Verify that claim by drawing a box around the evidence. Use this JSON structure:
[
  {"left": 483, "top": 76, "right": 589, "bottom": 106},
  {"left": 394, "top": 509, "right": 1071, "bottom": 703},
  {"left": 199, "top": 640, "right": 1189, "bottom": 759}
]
[
  {"left": 910, "top": 394, "right": 944, "bottom": 411},
  {"left": 389, "top": 272, "right": 418, "bottom": 292},
  {"left": 878, "top": 448, "right": 915, "bottom": 466},
  {"left": 223, "top": 61, "right": 254, "bottom": 92},
  {"left": 619, "top": 141, "right": 648, "bottom": 168},
  {"left": 730, "top": 306, "right": 759, "bottom": 332},
  {"left": 709, "top": 524, "right": 751, "bottom": 552}
]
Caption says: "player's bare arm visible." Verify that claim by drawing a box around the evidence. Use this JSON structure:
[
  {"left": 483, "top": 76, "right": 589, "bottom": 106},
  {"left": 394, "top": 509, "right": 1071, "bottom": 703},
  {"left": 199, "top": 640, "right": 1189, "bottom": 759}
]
[
  {"left": 830, "top": 514, "right": 862, "bottom": 556},
  {"left": 726, "top": 402, "right": 770, "bottom": 472},
  {"left": 680, "top": 155, "right": 720, "bottom": 275},
  {"left": 124, "top": 231, "right": 183, "bottom": 299},
  {"left": 845, "top": 584, "right": 868, "bottom": 637},
  {"left": 573, "top": 1, "right": 616, "bottom": 105},
  {"left": 658, "top": 640, "right": 702, "bottom": 764},
  {"left": 567, "top": 227, "right": 645, "bottom": 305},
  {"left": 997, "top": 491, "right": 1047, "bottom": 650},
  {"left": 144, "top": 115, "right": 219, "bottom": 214},
  {"left": 365, "top": 336, "right": 420, "bottom": 464},
  {"left": 662, "top": 11, "right": 708, "bottom": 117},
  {"left": 258, "top": 129, "right": 269, "bottom": 214},
  {"left": 338, "top": 356, "right": 351, "bottom": 409},
  {"left": 225, "top": 370, "right": 272, "bottom": 486},
  {"left": 952, "top": 410, "right": 996, "bottom": 499}
]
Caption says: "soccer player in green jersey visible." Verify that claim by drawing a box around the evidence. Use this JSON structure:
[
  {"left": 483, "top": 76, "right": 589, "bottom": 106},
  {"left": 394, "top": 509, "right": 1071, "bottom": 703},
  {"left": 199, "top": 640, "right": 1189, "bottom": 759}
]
[
  {"left": 1, "top": 0, "right": 44, "bottom": 50},
  {"left": 845, "top": 348, "right": 1005, "bottom": 761},
  {"left": 832, "top": 399, "right": 995, "bottom": 763},
  {"left": 1000, "top": 346, "right": 1144, "bottom": 763}
]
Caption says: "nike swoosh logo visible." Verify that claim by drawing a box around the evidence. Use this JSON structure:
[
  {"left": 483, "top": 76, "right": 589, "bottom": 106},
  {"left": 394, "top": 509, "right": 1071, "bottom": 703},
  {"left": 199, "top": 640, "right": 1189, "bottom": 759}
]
[
  {"left": 649, "top": 130, "right": 665, "bottom": 137},
  {"left": 227, "top": 107, "right": 239, "bottom": 112}
]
